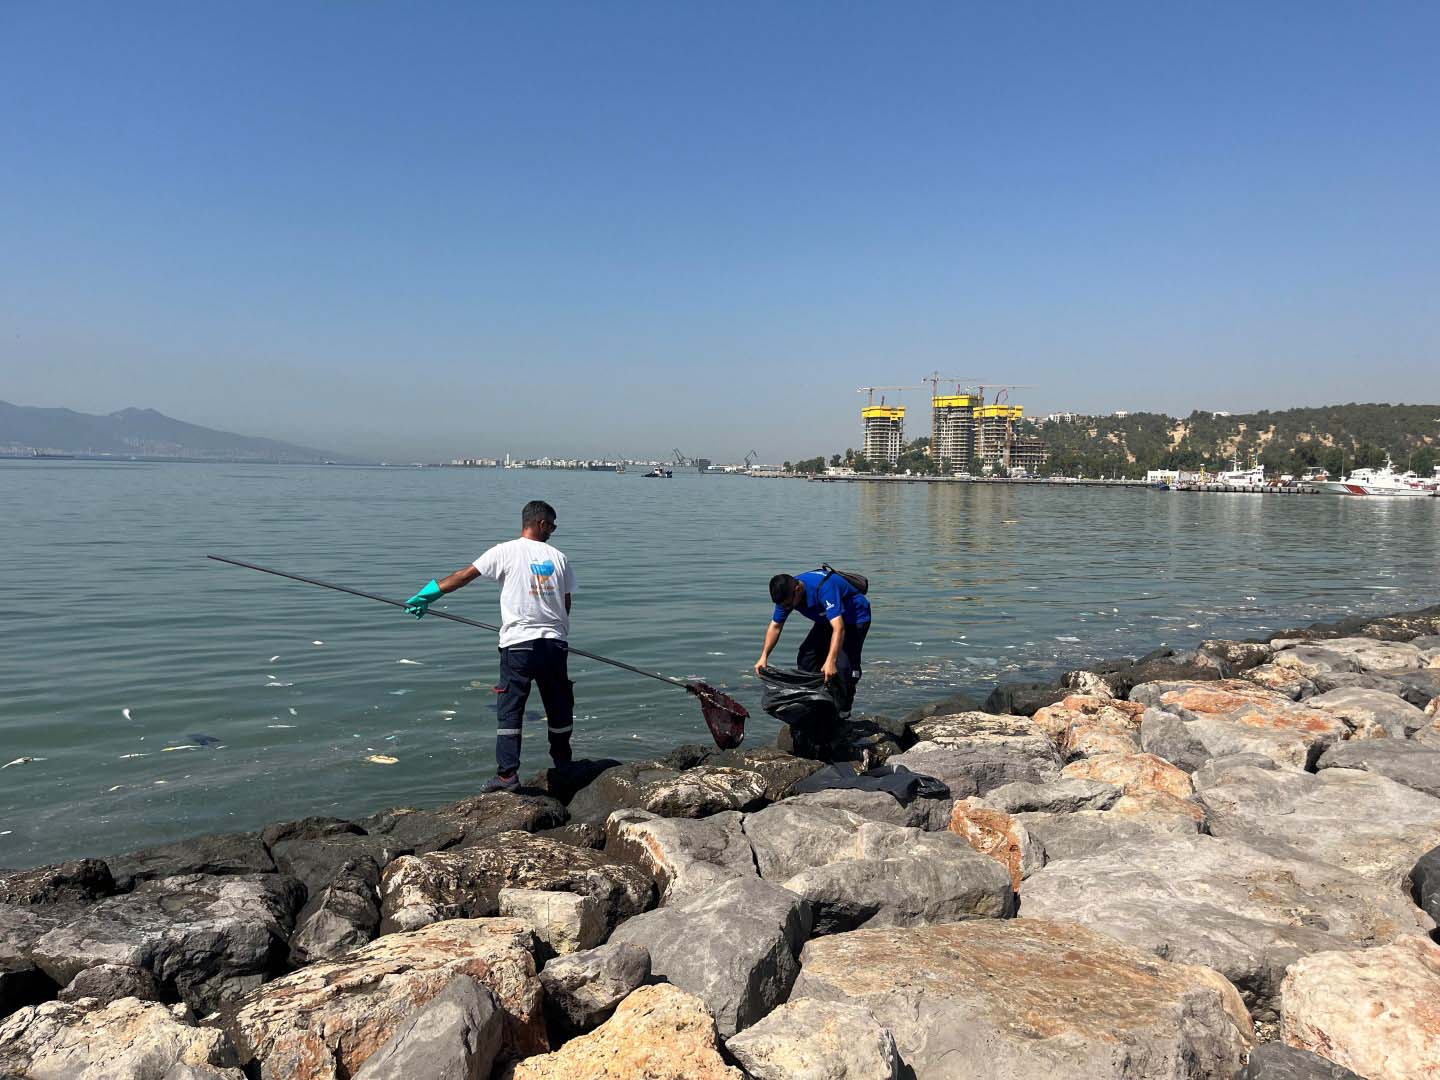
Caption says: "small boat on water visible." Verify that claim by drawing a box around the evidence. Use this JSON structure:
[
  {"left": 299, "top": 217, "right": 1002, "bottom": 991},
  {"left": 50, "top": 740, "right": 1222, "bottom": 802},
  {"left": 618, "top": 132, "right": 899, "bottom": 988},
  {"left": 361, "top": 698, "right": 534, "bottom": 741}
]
[
  {"left": 1216, "top": 457, "right": 1266, "bottom": 488},
  {"left": 642, "top": 468, "right": 672, "bottom": 478},
  {"left": 1314, "top": 457, "right": 1435, "bottom": 497}
]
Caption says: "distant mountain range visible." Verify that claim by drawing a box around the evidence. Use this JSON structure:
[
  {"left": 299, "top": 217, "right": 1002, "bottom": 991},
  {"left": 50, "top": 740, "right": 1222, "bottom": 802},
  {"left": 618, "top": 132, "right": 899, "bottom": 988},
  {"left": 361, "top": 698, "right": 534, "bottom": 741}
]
[{"left": 0, "top": 400, "right": 356, "bottom": 463}]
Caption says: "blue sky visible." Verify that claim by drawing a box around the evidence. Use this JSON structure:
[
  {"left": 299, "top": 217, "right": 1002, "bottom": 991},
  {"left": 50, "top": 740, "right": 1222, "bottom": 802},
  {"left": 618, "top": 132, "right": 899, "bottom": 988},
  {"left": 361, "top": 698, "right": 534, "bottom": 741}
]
[{"left": 3, "top": 2, "right": 1437, "bottom": 461}]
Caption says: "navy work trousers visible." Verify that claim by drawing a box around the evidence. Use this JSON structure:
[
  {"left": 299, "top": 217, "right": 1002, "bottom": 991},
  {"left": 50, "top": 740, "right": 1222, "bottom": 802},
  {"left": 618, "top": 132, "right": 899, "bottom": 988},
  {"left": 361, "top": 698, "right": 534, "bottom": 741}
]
[
  {"left": 796, "top": 619, "right": 869, "bottom": 714},
  {"left": 494, "top": 638, "right": 573, "bottom": 776}
]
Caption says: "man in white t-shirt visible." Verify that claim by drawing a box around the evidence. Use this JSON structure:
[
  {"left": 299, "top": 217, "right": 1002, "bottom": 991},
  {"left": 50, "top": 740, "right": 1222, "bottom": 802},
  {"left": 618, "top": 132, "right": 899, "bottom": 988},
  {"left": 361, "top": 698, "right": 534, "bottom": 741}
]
[{"left": 404, "top": 499, "right": 577, "bottom": 792}]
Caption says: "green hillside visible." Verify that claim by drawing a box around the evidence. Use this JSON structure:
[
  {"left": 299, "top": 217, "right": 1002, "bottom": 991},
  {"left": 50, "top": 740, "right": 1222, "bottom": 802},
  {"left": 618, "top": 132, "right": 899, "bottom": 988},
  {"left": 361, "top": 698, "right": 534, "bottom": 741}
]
[{"left": 1029, "top": 403, "right": 1440, "bottom": 479}]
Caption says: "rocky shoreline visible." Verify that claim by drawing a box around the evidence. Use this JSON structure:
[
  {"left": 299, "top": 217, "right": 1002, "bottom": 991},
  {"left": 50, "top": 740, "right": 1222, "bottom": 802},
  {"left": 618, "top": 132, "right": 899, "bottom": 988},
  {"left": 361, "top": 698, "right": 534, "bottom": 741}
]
[{"left": 3, "top": 604, "right": 1440, "bottom": 1079}]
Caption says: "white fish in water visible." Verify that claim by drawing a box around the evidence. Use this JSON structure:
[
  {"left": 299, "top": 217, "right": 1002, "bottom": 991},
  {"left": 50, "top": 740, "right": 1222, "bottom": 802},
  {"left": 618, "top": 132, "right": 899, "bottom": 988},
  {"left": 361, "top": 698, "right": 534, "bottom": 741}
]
[
  {"left": 154, "top": 780, "right": 167, "bottom": 785},
  {"left": 107, "top": 785, "right": 123, "bottom": 792},
  {"left": 288, "top": 707, "right": 298, "bottom": 716},
  {"left": 119, "top": 752, "right": 150, "bottom": 759},
  {"left": 122, "top": 708, "right": 133, "bottom": 721},
  {"left": 439, "top": 710, "right": 457, "bottom": 717},
  {"left": 161, "top": 745, "right": 199, "bottom": 753},
  {"left": 0, "top": 831, "right": 10, "bottom": 836},
  {"left": 2, "top": 757, "right": 41, "bottom": 769},
  {"left": 267, "top": 724, "right": 295, "bottom": 729},
  {"left": 365, "top": 754, "right": 398, "bottom": 765},
  {"left": 312, "top": 640, "right": 324, "bottom": 646},
  {"left": 269, "top": 655, "right": 280, "bottom": 663},
  {"left": 388, "top": 690, "right": 409, "bottom": 696},
  {"left": 397, "top": 658, "right": 423, "bottom": 665},
  {"left": 266, "top": 681, "right": 294, "bottom": 688}
]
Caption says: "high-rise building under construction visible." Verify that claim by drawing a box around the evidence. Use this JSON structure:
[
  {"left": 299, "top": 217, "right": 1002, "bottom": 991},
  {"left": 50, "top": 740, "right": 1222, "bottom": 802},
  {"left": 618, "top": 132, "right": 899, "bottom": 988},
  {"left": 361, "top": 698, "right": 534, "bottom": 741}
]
[
  {"left": 861, "top": 405, "right": 905, "bottom": 465},
  {"left": 973, "top": 404, "right": 1048, "bottom": 472},
  {"left": 931, "top": 393, "right": 979, "bottom": 471}
]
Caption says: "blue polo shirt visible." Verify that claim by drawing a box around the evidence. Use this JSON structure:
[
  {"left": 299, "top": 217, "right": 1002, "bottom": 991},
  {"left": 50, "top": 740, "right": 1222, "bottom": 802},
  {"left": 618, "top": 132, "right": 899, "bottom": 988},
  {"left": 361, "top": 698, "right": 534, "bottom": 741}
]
[{"left": 773, "top": 569, "right": 871, "bottom": 627}]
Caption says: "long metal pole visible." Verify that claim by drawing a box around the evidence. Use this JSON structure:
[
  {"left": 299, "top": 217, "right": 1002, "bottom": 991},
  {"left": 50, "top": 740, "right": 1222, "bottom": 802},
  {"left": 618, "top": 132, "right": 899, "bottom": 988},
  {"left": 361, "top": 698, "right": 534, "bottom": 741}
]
[{"left": 207, "top": 554, "right": 691, "bottom": 690}]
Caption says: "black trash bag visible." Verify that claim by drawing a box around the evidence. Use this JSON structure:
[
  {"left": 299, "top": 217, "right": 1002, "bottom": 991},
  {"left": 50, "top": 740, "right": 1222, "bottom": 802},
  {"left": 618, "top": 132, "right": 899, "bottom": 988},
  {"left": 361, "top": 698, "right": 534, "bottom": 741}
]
[
  {"left": 758, "top": 667, "right": 850, "bottom": 729},
  {"left": 791, "top": 763, "right": 950, "bottom": 805}
]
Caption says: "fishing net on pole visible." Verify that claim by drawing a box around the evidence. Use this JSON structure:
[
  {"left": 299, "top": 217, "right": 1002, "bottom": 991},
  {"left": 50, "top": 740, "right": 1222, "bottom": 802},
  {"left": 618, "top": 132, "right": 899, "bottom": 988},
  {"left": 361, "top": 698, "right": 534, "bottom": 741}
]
[{"left": 687, "top": 682, "right": 748, "bottom": 749}]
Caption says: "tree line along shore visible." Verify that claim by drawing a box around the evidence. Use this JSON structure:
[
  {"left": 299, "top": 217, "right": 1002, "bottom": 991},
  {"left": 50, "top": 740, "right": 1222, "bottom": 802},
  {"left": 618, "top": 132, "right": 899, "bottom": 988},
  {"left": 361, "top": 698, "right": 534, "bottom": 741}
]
[{"left": 3, "top": 603, "right": 1440, "bottom": 1078}]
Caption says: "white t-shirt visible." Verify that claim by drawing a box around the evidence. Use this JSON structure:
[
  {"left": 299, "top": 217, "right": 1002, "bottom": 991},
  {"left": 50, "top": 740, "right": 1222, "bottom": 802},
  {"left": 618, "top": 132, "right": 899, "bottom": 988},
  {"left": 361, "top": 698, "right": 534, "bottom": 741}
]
[{"left": 472, "top": 537, "right": 576, "bottom": 648}]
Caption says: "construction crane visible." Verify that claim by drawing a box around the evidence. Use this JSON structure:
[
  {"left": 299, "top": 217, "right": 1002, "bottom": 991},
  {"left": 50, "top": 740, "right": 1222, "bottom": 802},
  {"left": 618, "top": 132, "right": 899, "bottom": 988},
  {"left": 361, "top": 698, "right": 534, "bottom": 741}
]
[
  {"left": 984, "top": 385, "right": 1038, "bottom": 470},
  {"left": 923, "top": 373, "right": 989, "bottom": 454},
  {"left": 672, "top": 448, "right": 690, "bottom": 467},
  {"left": 856, "top": 385, "right": 921, "bottom": 407},
  {"left": 744, "top": 450, "right": 759, "bottom": 469}
]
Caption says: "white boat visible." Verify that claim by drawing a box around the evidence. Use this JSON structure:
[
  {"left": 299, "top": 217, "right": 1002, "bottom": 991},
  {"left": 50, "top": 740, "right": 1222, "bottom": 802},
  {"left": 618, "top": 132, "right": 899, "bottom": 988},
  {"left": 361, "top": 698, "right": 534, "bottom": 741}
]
[
  {"left": 1314, "top": 457, "right": 1435, "bottom": 497},
  {"left": 1216, "top": 457, "right": 1266, "bottom": 487}
]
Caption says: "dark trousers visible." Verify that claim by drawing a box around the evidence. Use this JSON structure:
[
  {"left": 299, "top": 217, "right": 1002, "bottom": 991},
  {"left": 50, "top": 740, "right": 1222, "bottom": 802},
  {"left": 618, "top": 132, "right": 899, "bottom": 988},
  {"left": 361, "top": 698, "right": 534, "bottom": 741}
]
[
  {"left": 494, "top": 638, "right": 573, "bottom": 775},
  {"left": 796, "top": 619, "right": 870, "bottom": 713}
]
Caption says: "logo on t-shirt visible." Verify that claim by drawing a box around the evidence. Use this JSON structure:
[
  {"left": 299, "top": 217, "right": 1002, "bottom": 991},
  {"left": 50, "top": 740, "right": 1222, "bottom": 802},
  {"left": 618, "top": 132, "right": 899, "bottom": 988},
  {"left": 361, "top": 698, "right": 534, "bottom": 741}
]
[{"left": 529, "top": 560, "right": 557, "bottom": 596}]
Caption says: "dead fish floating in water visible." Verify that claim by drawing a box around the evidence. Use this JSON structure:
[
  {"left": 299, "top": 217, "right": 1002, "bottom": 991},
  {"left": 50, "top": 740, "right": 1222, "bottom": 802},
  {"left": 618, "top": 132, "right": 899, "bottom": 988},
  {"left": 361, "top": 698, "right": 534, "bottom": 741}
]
[
  {"left": 397, "top": 658, "right": 423, "bottom": 665},
  {"left": 365, "top": 754, "right": 399, "bottom": 765},
  {"left": 187, "top": 734, "right": 223, "bottom": 747},
  {"left": 121, "top": 708, "right": 134, "bottom": 721},
  {"left": 2, "top": 757, "right": 43, "bottom": 769}
]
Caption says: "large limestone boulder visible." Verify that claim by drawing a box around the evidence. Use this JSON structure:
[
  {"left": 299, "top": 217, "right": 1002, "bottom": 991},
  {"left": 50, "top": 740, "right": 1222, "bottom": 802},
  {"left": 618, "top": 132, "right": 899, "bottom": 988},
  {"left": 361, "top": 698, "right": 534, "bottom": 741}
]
[
  {"left": 361, "top": 791, "right": 567, "bottom": 854},
  {"left": 0, "top": 860, "right": 115, "bottom": 907},
  {"left": 1288, "top": 636, "right": 1427, "bottom": 674},
  {"left": 377, "top": 831, "right": 653, "bottom": 935},
  {"left": 724, "top": 998, "right": 901, "bottom": 1080},
  {"left": 537, "top": 942, "right": 650, "bottom": 1037},
  {"left": 741, "top": 802, "right": 1013, "bottom": 933},
  {"left": 1270, "top": 646, "right": 1364, "bottom": 680},
  {"left": 1021, "top": 833, "right": 1432, "bottom": 1018},
  {"left": 57, "top": 962, "right": 162, "bottom": 1006},
  {"left": 567, "top": 761, "right": 769, "bottom": 823},
  {"left": 0, "top": 997, "right": 241, "bottom": 1079},
  {"left": 1314, "top": 739, "right": 1440, "bottom": 798},
  {"left": 220, "top": 918, "right": 545, "bottom": 1078},
  {"left": 107, "top": 834, "right": 275, "bottom": 891},
  {"left": 1130, "top": 680, "right": 1348, "bottom": 769},
  {"left": 510, "top": 984, "right": 741, "bottom": 1079},
  {"left": 1196, "top": 762, "right": 1440, "bottom": 888},
  {"left": 780, "top": 788, "right": 954, "bottom": 831},
  {"left": 350, "top": 974, "right": 502, "bottom": 1080},
  {"left": 947, "top": 800, "right": 1042, "bottom": 889},
  {"left": 792, "top": 919, "right": 1252, "bottom": 1079},
  {"left": 604, "top": 809, "right": 756, "bottom": 904},
  {"left": 1016, "top": 804, "right": 1203, "bottom": 863},
  {"left": 1138, "top": 708, "right": 1213, "bottom": 772},
  {"left": 1031, "top": 695, "right": 1146, "bottom": 760},
  {"left": 1281, "top": 935, "right": 1440, "bottom": 1080},
  {"left": 1304, "top": 687, "right": 1429, "bottom": 739},
  {"left": 885, "top": 715, "right": 1064, "bottom": 798},
  {"left": 287, "top": 872, "right": 379, "bottom": 965},
  {"left": 982, "top": 777, "right": 1121, "bottom": 814},
  {"left": 608, "top": 877, "right": 809, "bottom": 1037},
  {"left": 1060, "top": 752, "right": 1194, "bottom": 798},
  {"left": 29, "top": 873, "right": 303, "bottom": 1014},
  {"left": 1241, "top": 663, "right": 1317, "bottom": 701}
]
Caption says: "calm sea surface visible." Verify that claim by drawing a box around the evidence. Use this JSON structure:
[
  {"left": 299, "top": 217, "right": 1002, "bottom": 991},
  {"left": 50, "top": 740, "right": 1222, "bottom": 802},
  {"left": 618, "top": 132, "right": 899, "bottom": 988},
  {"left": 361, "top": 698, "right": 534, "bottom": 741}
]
[{"left": 3, "top": 460, "right": 1438, "bottom": 866}]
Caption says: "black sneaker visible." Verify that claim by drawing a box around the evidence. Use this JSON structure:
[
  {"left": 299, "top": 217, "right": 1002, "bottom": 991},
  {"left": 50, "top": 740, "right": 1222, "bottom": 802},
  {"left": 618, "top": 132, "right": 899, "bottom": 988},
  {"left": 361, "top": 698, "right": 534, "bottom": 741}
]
[{"left": 481, "top": 772, "right": 519, "bottom": 794}]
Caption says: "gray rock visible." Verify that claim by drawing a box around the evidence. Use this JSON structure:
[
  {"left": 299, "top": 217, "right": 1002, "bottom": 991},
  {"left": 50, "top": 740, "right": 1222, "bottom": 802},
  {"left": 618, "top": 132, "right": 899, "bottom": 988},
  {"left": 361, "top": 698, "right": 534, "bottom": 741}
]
[
  {"left": 981, "top": 680, "right": 1068, "bottom": 717},
  {"left": 1410, "top": 844, "right": 1440, "bottom": 924},
  {"left": 1191, "top": 752, "right": 1279, "bottom": 790},
  {"left": 0, "top": 861, "right": 115, "bottom": 907},
  {"left": 523, "top": 758, "right": 623, "bottom": 804},
  {"left": 780, "top": 823, "right": 1013, "bottom": 935},
  {"left": 161, "top": 1065, "right": 247, "bottom": 1080},
  {"left": 724, "top": 998, "right": 900, "bottom": 1079},
  {"left": 29, "top": 872, "right": 303, "bottom": 1014},
  {"left": 568, "top": 762, "right": 769, "bottom": 823},
  {"left": 1314, "top": 739, "right": 1440, "bottom": 798},
  {"left": 1306, "top": 669, "right": 1434, "bottom": 707},
  {"left": 1197, "top": 762, "right": 1440, "bottom": 888},
  {"left": 534, "top": 823, "right": 606, "bottom": 850},
  {"left": 743, "top": 802, "right": 872, "bottom": 881},
  {"left": 362, "top": 791, "right": 567, "bottom": 854},
  {"left": 0, "top": 956, "right": 53, "bottom": 1018},
  {"left": 0, "top": 997, "right": 242, "bottom": 1080},
  {"left": 1296, "top": 636, "right": 1426, "bottom": 674},
  {"left": 107, "top": 833, "right": 275, "bottom": 890},
  {"left": 792, "top": 919, "right": 1252, "bottom": 1079},
  {"left": 1022, "top": 832, "right": 1435, "bottom": 1019},
  {"left": 609, "top": 876, "right": 810, "bottom": 1037},
  {"left": 378, "top": 830, "right": 653, "bottom": 935},
  {"left": 1238, "top": 1042, "right": 1362, "bottom": 1079},
  {"left": 1089, "top": 648, "right": 1232, "bottom": 696},
  {"left": 351, "top": 973, "right": 502, "bottom": 1080},
  {"left": 1138, "top": 708, "right": 1213, "bottom": 772},
  {"left": 704, "top": 745, "right": 827, "bottom": 801},
  {"left": 902, "top": 692, "right": 985, "bottom": 727},
  {"left": 259, "top": 816, "right": 363, "bottom": 848},
  {"left": 1271, "top": 645, "right": 1364, "bottom": 678},
  {"left": 782, "top": 788, "right": 954, "bottom": 830},
  {"left": 1305, "top": 687, "right": 1429, "bottom": 738},
  {"left": 605, "top": 809, "right": 756, "bottom": 904},
  {"left": 538, "top": 942, "right": 651, "bottom": 1037},
  {"left": 1241, "top": 663, "right": 1318, "bottom": 700},
  {"left": 287, "top": 872, "right": 379, "bottom": 965},
  {"left": 1015, "top": 807, "right": 1201, "bottom": 863},
  {"left": 269, "top": 832, "right": 408, "bottom": 897},
  {"left": 499, "top": 888, "right": 606, "bottom": 957},
  {"left": 1200, "top": 640, "right": 1275, "bottom": 672},
  {"left": 56, "top": 962, "right": 162, "bottom": 1005},
  {"left": 982, "top": 778, "right": 1121, "bottom": 814},
  {"left": 886, "top": 727, "right": 1063, "bottom": 798}
]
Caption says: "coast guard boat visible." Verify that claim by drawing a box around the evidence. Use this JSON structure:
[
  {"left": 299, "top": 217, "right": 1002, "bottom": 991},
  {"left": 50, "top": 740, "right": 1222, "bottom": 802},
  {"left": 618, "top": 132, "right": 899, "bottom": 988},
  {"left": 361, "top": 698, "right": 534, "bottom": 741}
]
[
  {"left": 1216, "top": 458, "right": 1266, "bottom": 487},
  {"left": 1314, "top": 457, "right": 1435, "bottom": 497}
]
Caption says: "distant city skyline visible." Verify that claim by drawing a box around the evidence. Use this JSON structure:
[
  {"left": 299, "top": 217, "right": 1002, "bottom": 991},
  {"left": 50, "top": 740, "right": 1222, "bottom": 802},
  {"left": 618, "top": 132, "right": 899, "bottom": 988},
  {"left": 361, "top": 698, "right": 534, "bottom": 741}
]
[{"left": 3, "top": 4, "right": 1437, "bottom": 462}]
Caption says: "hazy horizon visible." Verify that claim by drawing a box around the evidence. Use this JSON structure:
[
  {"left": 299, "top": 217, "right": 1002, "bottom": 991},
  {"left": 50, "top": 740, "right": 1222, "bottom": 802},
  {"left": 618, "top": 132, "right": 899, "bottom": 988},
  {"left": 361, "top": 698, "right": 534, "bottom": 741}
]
[{"left": 3, "top": 4, "right": 1437, "bottom": 462}]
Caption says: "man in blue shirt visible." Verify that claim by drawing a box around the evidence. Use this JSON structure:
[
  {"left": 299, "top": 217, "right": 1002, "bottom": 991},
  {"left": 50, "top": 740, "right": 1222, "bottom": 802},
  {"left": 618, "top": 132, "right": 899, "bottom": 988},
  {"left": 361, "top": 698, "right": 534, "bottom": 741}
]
[{"left": 754, "top": 568, "right": 872, "bottom": 714}]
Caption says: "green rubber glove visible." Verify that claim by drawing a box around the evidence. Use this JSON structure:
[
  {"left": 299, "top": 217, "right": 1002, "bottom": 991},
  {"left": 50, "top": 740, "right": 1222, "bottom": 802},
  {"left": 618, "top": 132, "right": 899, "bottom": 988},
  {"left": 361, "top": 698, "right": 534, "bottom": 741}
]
[{"left": 405, "top": 579, "right": 444, "bottom": 618}]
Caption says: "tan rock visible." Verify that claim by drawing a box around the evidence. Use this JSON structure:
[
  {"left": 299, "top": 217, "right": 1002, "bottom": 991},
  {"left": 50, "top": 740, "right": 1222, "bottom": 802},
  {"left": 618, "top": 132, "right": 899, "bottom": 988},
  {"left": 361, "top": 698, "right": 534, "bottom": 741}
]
[
  {"left": 511, "top": 983, "right": 742, "bottom": 1080},
  {"left": 1033, "top": 696, "right": 1145, "bottom": 759},
  {"left": 499, "top": 888, "right": 606, "bottom": 955},
  {"left": 792, "top": 919, "right": 1253, "bottom": 1078},
  {"left": 948, "top": 799, "right": 1041, "bottom": 890},
  {"left": 1281, "top": 935, "right": 1440, "bottom": 1080},
  {"left": 1242, "top": 663, "right": 1315, "bottom": 700},
  {"left": 222, "top": 918, "right": 545, "bottom": 1079},
  {"left": 1107, "top": 791, "right": 1208, "bottom": 828},
  {"left": 1130, "top": 680, "right": 1349, "bottom": 769},
  {"left": 0, "top": 997, "right": 240, "bottom": 1080},
  {"left": 1061, "top": 753, "right": 1194, "bottom": 799}
]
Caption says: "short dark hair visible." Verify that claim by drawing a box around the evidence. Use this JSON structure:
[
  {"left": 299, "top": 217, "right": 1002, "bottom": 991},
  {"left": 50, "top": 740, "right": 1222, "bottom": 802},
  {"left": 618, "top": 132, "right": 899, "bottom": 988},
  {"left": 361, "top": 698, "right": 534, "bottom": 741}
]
[
  {"left": 769, "top": 574, "right": 798, "bottom": 605},
  {"left": 522, "top": 500, "right": 557, "bottom": 529}
]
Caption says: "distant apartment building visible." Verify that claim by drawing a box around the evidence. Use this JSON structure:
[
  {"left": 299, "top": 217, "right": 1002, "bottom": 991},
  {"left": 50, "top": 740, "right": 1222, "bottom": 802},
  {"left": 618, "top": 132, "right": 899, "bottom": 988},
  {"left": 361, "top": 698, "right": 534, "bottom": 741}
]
[
  {"left": 861, "top": 405, "right": 905, "bottom": 465},
  {"left": 931, "top": 393, "right": 979, "bottom": 471},
  {"left": 973, "top": 404, "right": 1049, "bottom": 473}
]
